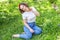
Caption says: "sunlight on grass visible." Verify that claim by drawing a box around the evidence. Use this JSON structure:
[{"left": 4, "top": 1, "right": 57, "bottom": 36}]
[
  {"left": 57, "top": 35, "right": 60, "bottom": 40},
  {"left": 0, "top": 0, "right": 60, "bottom": 40},
  {"left": 0, "top": 0, "right": 8, "bottom": 2}
]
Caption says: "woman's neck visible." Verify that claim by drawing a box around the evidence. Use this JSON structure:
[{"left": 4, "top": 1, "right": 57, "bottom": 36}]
[{"left": 25, "top": 8, "right": 32, "bottom": 12}]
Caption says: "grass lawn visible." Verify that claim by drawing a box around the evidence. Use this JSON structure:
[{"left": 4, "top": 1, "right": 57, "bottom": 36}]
[
  {"left": 0, "top": 13, "right": 60, "bottom": 40},
  {"left": 0, "top": 0, "right": 60, "bottom": 40}
]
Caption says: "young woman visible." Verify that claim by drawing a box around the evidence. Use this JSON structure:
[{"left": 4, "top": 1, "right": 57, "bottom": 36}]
[{"left": 12, "top": 3, "right": 42, "bottom": 39}]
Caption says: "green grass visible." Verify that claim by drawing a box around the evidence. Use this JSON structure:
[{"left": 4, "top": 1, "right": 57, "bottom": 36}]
[
  {"left": 0, "top": 13, "right": 60, "bottom": 40},
  {"left": 0, "top": 0, "right": 60, "bottom": 40}
]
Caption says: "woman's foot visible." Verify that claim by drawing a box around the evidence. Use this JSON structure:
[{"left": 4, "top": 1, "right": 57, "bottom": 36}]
[
  {"left": 12, "top": 32, "right": 25, "bottom": 38},
  {"left": 12, "top": 34, "right": 20, "bottom": 38}
]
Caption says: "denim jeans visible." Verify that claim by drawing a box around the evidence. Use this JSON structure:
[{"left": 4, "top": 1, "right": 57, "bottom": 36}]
[{"left": 20, "top": 22, "right": 42, "bottom": 39}]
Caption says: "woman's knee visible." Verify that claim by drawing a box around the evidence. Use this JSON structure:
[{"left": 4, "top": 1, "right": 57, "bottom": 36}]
[
  {"left": 34, "top": 29, "right": 42, "bottom": 34},
  {"left": 39, "top": 28, "right": 42, "bottom": 33},
  {"left": 38, "top": 28, "right": 42, "bottom": 34}
]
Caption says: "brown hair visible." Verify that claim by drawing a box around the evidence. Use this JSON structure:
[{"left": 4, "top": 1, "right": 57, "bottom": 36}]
[{"left": 19, "top": 3, "right": 29, "bottom": 13}]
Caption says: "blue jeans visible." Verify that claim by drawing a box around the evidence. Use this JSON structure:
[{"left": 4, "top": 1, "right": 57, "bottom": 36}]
[{"left": 20, "top": 22, "right": 42, "bottom": 39}]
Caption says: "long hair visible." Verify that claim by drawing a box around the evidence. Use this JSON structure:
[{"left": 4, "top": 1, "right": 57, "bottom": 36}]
[{"left": 19, "top": 3, "right": 29, "bottom": 13}]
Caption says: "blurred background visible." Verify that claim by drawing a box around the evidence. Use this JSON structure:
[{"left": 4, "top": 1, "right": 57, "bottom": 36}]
[{"left": 0, "top": 0, "right": 60, "bottom": 40}]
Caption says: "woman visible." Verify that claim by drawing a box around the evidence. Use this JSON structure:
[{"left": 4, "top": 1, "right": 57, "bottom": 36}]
[{"left": 12, "top": 3, "right": 42, "bottom": 39}]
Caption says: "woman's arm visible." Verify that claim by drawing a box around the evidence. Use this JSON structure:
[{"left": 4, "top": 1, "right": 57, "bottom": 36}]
[
  {"left": 32, "top": 10, "right": 40, "bottom": 16},
  {"left": 23, "top": 19, "right": 34, "bottom": 33},
  {"left": 30, "top": 7, "right": 40, "bottom": 16}
]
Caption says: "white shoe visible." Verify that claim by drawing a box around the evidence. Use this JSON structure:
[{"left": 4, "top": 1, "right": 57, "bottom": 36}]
[{"left": 12, "top": 34, "right": 20, "bottom": 38}]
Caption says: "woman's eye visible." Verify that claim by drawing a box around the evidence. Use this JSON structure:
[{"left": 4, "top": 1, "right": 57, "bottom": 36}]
[{"left": 20, "top": 5, "right": 24, "bottom": 9}]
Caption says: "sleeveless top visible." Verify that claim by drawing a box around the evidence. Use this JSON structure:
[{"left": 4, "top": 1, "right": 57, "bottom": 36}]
[{"left": 22, "top": 7, "right": 37, "bottom": 23}]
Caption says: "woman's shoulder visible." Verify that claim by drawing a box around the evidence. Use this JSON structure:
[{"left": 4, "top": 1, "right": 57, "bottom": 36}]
[
  {"left": 22, "top": 12, "right": 28, "bottom": 16},
  {"left": 30, "top": 6, "right": 36, "bottom": 11}
]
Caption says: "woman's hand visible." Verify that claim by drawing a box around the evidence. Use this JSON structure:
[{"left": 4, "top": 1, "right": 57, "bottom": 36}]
[
  {"left": 30, "top": 7, "right": 40, "bottom": 16},
  {"left": 23, "top": 20, "right": 34, "bottom": 33},
  {"left": 30, "top": 28, "right": 34, "bottom": 33}
]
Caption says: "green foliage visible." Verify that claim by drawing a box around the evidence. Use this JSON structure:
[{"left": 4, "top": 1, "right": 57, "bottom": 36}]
[
  {"left": 0, "top": 0, "right": 60, "bottom": 40},
  {"left": 48, "top": 0, "right": 57, "bottom": 4},
  {"left": 0, "top": 1, "right": 20, "bottom": 25}
]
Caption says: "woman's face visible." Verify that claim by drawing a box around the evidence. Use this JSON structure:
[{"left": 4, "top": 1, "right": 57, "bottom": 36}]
[{"left": 20, "top": 5, "right": 29, "bottom": 11}]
